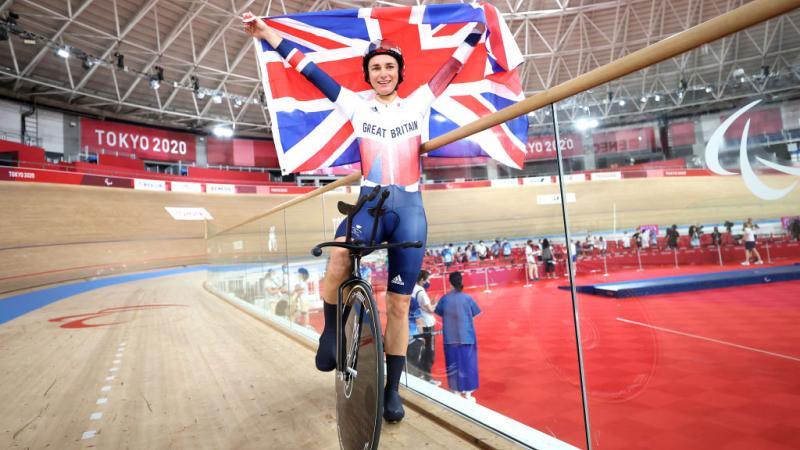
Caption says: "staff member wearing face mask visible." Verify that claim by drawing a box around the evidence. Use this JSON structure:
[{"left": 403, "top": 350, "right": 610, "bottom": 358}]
[{"left": 411, "top": 270, "right": 439, "bottom": 385}]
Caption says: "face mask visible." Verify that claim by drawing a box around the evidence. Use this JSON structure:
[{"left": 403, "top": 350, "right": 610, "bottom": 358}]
[{"left": 423, "top": 282, "right": 431, "bottom": 289}]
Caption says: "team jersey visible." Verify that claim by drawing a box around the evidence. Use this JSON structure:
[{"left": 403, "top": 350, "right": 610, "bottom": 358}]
[{"left": 332, "top": 87, "right": 434, "bottom": 191}]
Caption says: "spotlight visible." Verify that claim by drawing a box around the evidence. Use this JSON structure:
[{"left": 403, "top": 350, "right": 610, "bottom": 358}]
[
  {"left": 640, "top": 96, "right": 647, "bottom": 103},
  {"left": 115, "top": 52, "right": 125, "bottom": 70},
  {"left": 211, "top": 92, "right": 222, "bottom": 104},
  {"left": 196, "top": 90, "right": 206, "bottom": 100},
  {"left": 149, "top": 76, "right": 160, "bottom": 90},
  {"left": 575, "top": 117, "right": 599, "bottom": 130},
  {"left": 234, "top": 98, "right": 243, "bottom": 108},
  {"left": 618, "top": 99, "right": 626, "bottom": 106},
  {"left": 705, "top": 85, "right": 713, "bottom": 93},
  {"left": 56, "top": 46, "right": 70, "bottom": 58},
  {"left": 654, "top": 94, "right": 661, "bottom": 102},
  {"left": 212, "top": 126, "right": 234, "bottom": 138}
]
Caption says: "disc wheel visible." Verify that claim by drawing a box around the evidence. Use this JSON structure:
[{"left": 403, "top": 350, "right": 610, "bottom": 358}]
[{"left": 336, "top": 283, "right": 384, "bottom": 450}]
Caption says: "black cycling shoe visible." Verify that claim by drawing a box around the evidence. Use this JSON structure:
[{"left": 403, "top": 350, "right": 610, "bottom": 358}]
[
  {"left": 315, "top": 329, "right": 336, "bottom": 372},
  {"left": 383, "top": 388, "right": 405, "bottom": 423}
]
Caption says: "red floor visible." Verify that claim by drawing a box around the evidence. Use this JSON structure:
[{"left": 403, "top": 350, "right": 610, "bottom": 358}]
[{"left": 309, "top": 262, "right": 800, "bottom": 449}]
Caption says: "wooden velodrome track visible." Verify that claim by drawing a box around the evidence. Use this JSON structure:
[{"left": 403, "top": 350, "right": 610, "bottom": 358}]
[
  {"left": 1, "top": 174, "right": 798, "bottom": 449},
  {"left": 2, "top": 174, "right": 799, "bottom": 292}
]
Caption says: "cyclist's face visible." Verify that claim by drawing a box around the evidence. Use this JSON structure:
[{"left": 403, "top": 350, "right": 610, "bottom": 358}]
[{"left": 367, "top": 54, "right": 399, "bottom": 97}]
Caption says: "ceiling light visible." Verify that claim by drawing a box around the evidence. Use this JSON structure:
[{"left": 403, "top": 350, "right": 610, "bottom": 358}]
[
  {"left": 149, "top": 77, "right": 160, "bottom": 90},
  {"left": 234, "top": 98, "right": 243, "bottom": 108},
  {"left": 640, "top": 96, "right": 647, "bottom": 103},
  {"left": 212, "top": 126, "right": 234, "bottom": 138},
  {"left": 82, "top": 58, "right": 95, "bottom": 70},
  {"left": 618, "top": 99, "right": 626, "bottom": 106},
  {"left": 582, "top": 106, "right": 589, "bottom": 112},
  {"left": 56, "top": 46, "right": 70, "bottom": 58},
  {"left": 575, "top": 118, "right": 599, "bottom": 130},
  {"left": 654, "top": 94, "right": 661, "bottom": 102},
  {"left": 212, "top": 92, "right": 223, "bottom": 104},
  {"left": 705, "top": 85, "right": 713, "bottom": 93}
]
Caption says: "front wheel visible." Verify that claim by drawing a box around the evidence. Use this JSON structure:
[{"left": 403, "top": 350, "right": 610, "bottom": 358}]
[{"left": 336, "top": 282, "right": 384, "bottom": 450}]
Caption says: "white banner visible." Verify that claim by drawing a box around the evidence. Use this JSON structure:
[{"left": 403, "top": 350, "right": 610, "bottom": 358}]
[
  {"left": 164, "top": 207, "right": 213, "bottom": 221},
  {"left": 536, "top": 193, "right": 576, "bottom": 205},
  {"left": 206, "top": 183, "right": 236, "bottom": 194},
  {"left": 490, "top": 178, "right": 519, "bottom": 188},
  {"left": 563, "top": 174, "right": 586, "bottom": 184},
  {"left": 590, "top": 171, "right": 622, "bottom": 181},
  {"left": 170, "top": 181, "right": 203, "bottom": 193},
  {"left": 134, "top": 178, "right": 167, "bottom": 191},
  {"left": 522, "top": 176, "right": 552, "bottom": 185}
]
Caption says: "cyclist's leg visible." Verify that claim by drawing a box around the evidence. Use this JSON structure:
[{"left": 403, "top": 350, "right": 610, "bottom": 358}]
[
  {"left": 317, "top": 199, "right": 386, "bottom": 371},
  {"left": 382, "top": 202, "right": 427, "bottom": 422}
]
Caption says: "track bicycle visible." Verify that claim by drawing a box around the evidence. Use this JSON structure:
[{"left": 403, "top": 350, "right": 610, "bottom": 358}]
[{"left": 312, "top": 186, "right": 422, "bottom": 450}]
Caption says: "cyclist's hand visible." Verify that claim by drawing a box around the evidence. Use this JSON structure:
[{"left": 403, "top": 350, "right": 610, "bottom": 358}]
[{"left": 242, "top": 12, "right": 270, "bottom": 40}]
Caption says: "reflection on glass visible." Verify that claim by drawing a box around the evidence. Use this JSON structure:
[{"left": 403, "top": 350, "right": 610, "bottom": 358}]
[{"left": 554, "top": 15, "right": 800, "bottom": 450}]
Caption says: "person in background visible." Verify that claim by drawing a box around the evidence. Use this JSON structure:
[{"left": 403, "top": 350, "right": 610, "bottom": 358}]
[
  {"left": 598, "top": 236, "right": 607, "bottom": 256},
  {"left": 435, "top": 271, "right": 481, "bottom": 401},
  {"left": 490, "top": 239, "right": 501, "bottom": 260},
  {"left": 622, "top": 231, "right": 631, "bottom": 249},
  {"left": 541, "top": 239, "right": 556, "bottom": 279},
  {"left": 525, "top": 240, "right": 540, "bottom": 281},
  {"left": 790, "top": 218, "right": 800, "bottom": 242},
  {"left": 444, "top": 243, "right": 455, "bottom": 268},
  {"left": 667, "top": 225, "right": 679, "bottom": 250},
  {"left": 741, "top": 223, "right": 764, "bottom": 266},
  {"left": 411, "top": 270, "right": 440, "bottom": 385},
  {"left": 476, "top": 240, "right": 488, "bottom": 260},
  {"left": 711, "top": 226, "right": 722, "bottom": 246},
  {"left": 406, "top": 284, "right": 426, "bottom": 378},
  {"left": 290, "top": 268, "right": 315, "bottom": 327},
  {"left": 689, "top": 224, "right": 701, "bottom": 248},
  {"left": 501, "top": 238, "right": 512, "bottom": 260},
  {"left": 568, "top": 240, "right": 578, "bottom": 276}
]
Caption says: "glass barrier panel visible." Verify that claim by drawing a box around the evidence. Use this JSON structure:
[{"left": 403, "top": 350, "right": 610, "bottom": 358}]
[
  {"left": 554, "top": 12, "right": 800, "bottom": 450},
  {"left": 412, "top": 106, "right": 589, "bottom": 449},
  {"left": 205, "top": 198, "right": 301, "bottom": 333}
]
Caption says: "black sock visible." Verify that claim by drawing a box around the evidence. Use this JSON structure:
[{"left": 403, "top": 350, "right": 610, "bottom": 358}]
[
  {"left": 385, "top": 354, "right": 405, "bottom": 392},
  {"left": 315, "top": 302, "right": 339, "bottom": 372},
  {"left": 322, "top": 301, "right": 337, "bottom": 333}
]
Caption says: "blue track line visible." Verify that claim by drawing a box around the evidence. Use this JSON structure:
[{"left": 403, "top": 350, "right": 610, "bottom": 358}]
[{"left": 0, "top": 266, "right": 207, "bottom": 325}]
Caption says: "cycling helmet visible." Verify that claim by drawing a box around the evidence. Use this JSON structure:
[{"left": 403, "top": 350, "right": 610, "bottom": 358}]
[{"left": 362, "top": 39, "right": 404, "bottom": 85}]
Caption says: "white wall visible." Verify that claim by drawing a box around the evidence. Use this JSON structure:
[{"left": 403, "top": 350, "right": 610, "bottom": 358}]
[
  {"left": 38, "top": 109, "right": 64, "bottom": 154},
  {"left": 0, "top": 99, "right": 22, "bottom": 142}
]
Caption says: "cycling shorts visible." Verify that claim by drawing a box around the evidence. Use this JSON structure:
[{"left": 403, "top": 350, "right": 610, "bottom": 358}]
[{"left": 335, "top": 185, "right": 427, "bottom": 295}]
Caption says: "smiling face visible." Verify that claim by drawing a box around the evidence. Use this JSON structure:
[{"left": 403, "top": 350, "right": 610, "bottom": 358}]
[{"left": 367, "top": 54, "right": 400, "bottom": 99}]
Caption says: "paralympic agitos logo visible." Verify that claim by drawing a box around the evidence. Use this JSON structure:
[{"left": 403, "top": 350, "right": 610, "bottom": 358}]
[{"left": 705, "top": 99, "right": 800, "bottom": 200}]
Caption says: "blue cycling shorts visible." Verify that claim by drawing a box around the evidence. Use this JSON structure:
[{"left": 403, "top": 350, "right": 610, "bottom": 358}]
[{"left": 335, "top": 185, "right": 427, "bottom": 295}]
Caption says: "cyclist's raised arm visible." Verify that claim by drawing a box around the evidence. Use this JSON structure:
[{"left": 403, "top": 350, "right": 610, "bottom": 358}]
[
  {"left": 244, "top": 14, "right": 358, "bottom": 118},
  {"left": 425, "top": 23, "right": 486, "bottom": 100}
]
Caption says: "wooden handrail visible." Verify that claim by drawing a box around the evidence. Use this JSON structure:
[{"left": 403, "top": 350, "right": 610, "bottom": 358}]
[{"left": 212, "top": 0, "right": 800, "bottom": 238}]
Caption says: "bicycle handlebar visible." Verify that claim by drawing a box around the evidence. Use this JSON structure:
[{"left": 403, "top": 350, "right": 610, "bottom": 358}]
[{"left": 312, "top": 240, "right": 423, "bottom": 257}]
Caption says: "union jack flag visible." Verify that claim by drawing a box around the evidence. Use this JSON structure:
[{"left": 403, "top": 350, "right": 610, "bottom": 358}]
[{"left": 249, "top": 3, "right": 528, "bottom": 175}]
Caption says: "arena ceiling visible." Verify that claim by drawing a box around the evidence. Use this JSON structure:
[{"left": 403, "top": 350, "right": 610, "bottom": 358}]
[{"left": 0, "top": 0, "right": 799, "bottom": 138}]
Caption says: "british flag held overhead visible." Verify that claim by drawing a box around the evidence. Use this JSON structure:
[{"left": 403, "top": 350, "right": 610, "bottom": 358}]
[{"left": 248, "top": 3, "right": 528, "bottom": 175}]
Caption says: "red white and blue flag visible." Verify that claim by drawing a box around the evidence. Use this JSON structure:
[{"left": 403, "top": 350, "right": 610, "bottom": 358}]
[{"left": 249, "top": 3, "right": 528, "bottom": 175}]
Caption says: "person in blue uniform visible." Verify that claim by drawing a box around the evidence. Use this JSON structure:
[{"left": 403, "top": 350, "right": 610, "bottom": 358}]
[{"left": 434, "top": 271, "right": 481, "bottom": 401}]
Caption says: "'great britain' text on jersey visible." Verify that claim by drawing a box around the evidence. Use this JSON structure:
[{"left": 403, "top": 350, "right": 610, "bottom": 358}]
[{"left": 362, "top": 121, "right": 419, "bottom": 139}]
